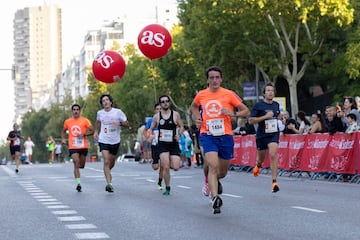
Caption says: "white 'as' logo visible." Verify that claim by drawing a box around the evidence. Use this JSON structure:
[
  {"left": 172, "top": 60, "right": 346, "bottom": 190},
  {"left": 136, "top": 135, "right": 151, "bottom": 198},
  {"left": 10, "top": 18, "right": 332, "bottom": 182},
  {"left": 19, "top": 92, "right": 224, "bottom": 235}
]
[
  {"left": 140, "top": 30, "right": 165, "bottom": 47},
  {"left": 95, "top": 52, "right": 114, "bottom": 69}
]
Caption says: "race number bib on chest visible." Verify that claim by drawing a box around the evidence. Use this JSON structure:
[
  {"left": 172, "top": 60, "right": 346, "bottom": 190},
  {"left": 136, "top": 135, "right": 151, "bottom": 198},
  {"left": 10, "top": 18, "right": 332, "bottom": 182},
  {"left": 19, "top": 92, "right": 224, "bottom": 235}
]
[
  {"left": 207, "top": 118, "right": 225, "bottom": 136},
  {"left": 265, "top": 119, "right": 278, "bottom": 133},
  {"left": 104, "top": 124, "right": 117, "bottom": 137},
  {"left": 72, "top": 137, "right": 84, "bottom": 147},
  {"left": 159, "top": 129, "right": 173, "bottom": 142}
]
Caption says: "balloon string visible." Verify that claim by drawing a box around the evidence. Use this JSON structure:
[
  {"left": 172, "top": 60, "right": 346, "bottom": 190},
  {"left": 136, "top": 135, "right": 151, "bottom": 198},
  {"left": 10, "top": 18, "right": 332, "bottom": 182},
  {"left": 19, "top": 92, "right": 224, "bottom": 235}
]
[{"left": 151, "top": 60, "right": 157, "bottom": 103}]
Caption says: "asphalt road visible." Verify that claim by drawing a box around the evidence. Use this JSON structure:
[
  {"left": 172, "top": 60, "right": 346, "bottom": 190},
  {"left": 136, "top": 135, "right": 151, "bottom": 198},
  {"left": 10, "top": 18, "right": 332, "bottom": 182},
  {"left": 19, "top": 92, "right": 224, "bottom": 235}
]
[{"left": 1, "top": 161, "right": 359, "bottom": 240}]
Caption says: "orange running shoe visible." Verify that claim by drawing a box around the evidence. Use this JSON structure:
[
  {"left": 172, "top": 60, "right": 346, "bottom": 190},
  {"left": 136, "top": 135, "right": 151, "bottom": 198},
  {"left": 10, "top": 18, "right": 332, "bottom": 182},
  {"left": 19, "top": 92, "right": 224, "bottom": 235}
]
[
  {"left": 272, "top": 182, "right": 280, "bottom": 193},
  {"left": 253, "top": 165, "right": 260, "bottom": 177}
]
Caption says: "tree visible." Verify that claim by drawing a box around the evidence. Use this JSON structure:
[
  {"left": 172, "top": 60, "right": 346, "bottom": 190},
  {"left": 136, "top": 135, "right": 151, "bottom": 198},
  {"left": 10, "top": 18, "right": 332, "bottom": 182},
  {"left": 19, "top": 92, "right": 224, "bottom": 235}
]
[{"left": 178, "top": 0, "right": 354, "bottom": 116}]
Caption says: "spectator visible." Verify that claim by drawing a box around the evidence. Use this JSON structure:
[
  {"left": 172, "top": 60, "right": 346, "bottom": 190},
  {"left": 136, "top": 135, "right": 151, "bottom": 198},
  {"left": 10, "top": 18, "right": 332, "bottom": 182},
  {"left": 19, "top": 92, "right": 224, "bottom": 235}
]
[
  {"left": 277, "top": 113, "right": 285, "bottom": 133},
  {"left": 338, "top": 96, "right": 360, "bottom": 127},
  {"left": 283, "top": 118, "right": 298, "bottom": 134},
  {"left": 309, "top": 112, "right": 326, "bottom": 133},
  {"left": 288, "top": 111, "right": 311, "bottom": 134},
  {"left": 345, "top": 113, "right": 359, "bottom": 134},
  {"left": 281, "top": 111, "right": 290, "bottom": 126},
  {"left": 324, "top": 105, "right": 346, "bottom": 134},
  {"left": 233, "top": 117, "right": 256, "bottom": 136}
]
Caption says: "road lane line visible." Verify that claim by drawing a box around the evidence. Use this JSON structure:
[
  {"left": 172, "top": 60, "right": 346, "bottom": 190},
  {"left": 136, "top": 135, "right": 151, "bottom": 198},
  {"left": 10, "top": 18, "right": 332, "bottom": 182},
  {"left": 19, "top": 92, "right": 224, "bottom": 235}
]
[
  {"left": 75, "top": 232, "right": 110, "bottom": 239},
  {"left": 222, "top": 193, "right": 243, "bottom": 198},
  {"left": 52, "top": 210, "right": 78, "bottom": 215},
  {"left": 57, "top": 216, "right": 86, "bottom": 221},
  {"left": 291, "top": 206, "right": 326, "bottom": 213},
  {"left": 177, "top": 185, "right": 191, "bottom": 189},
  {"left": 65, "top": 224, "right": 97, "bottom": 230}
]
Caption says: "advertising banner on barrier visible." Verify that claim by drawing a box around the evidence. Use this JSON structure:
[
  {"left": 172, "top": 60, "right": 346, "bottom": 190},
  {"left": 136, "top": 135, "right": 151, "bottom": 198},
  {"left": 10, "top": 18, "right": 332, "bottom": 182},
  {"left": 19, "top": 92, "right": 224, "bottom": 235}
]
[
  {"left": 231, "top": 135, "right": 257, "bottom": 166},
  {"left": 231, "top": 133, "right": 359, "bottom": 175},
  {"left": 325, "top": 133, "right": 356, "bottom": 174}
]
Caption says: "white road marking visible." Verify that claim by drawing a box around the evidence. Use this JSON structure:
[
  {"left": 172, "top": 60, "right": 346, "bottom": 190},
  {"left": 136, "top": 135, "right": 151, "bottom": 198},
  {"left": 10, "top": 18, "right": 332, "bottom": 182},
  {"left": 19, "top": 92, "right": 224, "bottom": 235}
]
[
  {"left": 65, "top": 224, "right": 97, "bottom": 230},
  {"left": 75, "top": 232, "right": 110, "bottom": 239},
  {"left": 52, "top": 210, "right": 78, "bottom": 215},
  {"left": 46, "top": 205, "right": 70, "bottom": 209},
  {"left": 222, "top": 193, "right": 243, "bottom": 198},
  {"left": 33, "top": 195, "right": 53, "bottom": 199},
  {"left": 57, "top": 216, "right": 86, "bottom": 221},
  {"left": 291, "top": 206, "right": 326, "bottom": 213},
  {"left": 177, "top": 185, "right": 191, "bottom": 189},
  {"left": 37, "top": 198, "right": 59, "bottom": 202},
  {"left": 41, "top": 202, "right": 63, "bottom": 205}
]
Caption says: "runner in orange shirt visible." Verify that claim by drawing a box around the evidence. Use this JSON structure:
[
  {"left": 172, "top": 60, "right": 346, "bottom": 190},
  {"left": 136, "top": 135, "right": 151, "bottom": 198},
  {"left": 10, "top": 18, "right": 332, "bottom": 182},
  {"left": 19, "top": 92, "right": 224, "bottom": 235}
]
[
  {"left": 191, "top": 66, "right": 250, "bottom": 214},
  {"left": 62, "top": 104, "right": 94, "bottom": 192}
]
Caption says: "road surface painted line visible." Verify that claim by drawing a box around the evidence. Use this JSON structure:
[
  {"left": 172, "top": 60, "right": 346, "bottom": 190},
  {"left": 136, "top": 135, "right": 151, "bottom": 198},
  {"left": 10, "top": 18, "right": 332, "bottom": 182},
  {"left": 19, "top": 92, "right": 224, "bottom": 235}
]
[
  {"left": 65, "top": 224, "right": 97, "bottom": 230},
  {"left": 146, "top": 179, "right": 155, "bottom": 182},
  {"left": 33, "top": 195, "right": 53, "bottom": 199},
  {"left": 27, "top": 190, "right": 44, "bottom": 193},
  {"left": 177, "top": 185, "right": 191, "bottom": 189},
  {"left": 46, "top": 205, "right": 70, "bottom": 209},
  {"left": 42, "top": 202, "right": 63, "bottom": 205},
  {"left": 30, "top": 192, "right": 49, "bottom": 196},
  {"left": 57, "top": 216, "right": 86, "bottom": 221},
  {"left": 52, "top": 210, "right": 78, "bottom": 215},
  {"left": 37, "top": 198, "right": 59, "bottom": 202},
  {"left": 75, "top": 232, "right": 110, "bottom": 239},
  {"left": 291, "top": 206, "right": 326, "bottom": 213},
  {"left": 222, "top": 193, "right": 243, "bottom": 198}
]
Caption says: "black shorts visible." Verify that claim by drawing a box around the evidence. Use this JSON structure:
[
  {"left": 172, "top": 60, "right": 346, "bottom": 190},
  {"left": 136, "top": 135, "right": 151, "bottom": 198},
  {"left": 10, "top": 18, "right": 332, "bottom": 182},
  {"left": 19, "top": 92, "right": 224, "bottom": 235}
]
[
  {"left": 10, "top": 146, "right": 21, "bottom": 155},
  {"left": 68, "top": 149, "right": 88, "bottom": 157},
  {"left": 99, "top": 142, "right": 120, "bottom": 156},
  {"left": 151, "top": 145, "right": 160, "bottom": 164},
  {"left": 256, "top": 134, "right": 280, "bottom": 150},
  {"left": 157, "top": 142, "right": 180, "bottom": 156}
]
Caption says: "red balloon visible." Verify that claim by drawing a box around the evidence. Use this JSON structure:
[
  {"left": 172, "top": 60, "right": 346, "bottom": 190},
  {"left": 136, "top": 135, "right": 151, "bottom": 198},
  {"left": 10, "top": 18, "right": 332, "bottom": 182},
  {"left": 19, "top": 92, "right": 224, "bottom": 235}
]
[
  {"left": 92, "top": 50, "right": 126, "bottom": 83},
  {"left": 137, "top": 24, "right": 172, "bottom": 60}
]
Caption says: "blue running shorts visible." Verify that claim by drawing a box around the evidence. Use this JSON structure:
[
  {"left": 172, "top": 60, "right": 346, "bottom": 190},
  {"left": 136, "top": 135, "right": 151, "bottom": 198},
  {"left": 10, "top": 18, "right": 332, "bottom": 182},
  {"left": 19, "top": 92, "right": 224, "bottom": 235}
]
[{"left": 200, "top": 134, "right": 234, "bottom": 160}]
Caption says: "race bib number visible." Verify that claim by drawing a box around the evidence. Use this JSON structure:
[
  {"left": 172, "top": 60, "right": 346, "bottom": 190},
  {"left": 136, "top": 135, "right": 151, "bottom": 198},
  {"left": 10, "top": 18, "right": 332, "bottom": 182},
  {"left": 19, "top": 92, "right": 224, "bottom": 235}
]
[
  {"left": 14, "top": 138, "right": 20, "bottom": 145},
  {"left": 104, "top": 124, "right": 117, "bottom": 137},
  {"left": 159, "top": 129, "right": 173, "bottom": 142},
  {"left": 207, "top": 118, "right": 225, "bottom": 136},
  {"left": 152, "top": 130, "right": 159, "bottom": 145},
  {"left": 72, "top": 137, "right": 84, "bottom": 148},
  {"left": 265, "top": 119, "right": 278, "bottom": 133}
]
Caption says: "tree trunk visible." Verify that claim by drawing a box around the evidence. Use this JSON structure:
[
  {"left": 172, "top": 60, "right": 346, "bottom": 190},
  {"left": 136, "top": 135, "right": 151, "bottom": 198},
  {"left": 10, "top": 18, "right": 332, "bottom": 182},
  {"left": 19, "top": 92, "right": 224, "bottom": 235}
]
[{"left": 288, "top": 79, "right": 299, "bottom": 118}]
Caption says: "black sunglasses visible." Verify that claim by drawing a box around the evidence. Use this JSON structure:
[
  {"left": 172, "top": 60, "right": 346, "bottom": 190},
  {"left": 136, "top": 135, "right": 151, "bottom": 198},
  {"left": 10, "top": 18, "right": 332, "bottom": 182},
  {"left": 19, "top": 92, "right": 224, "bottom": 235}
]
[{"left": 160, "top": 100, "right": 170, "bottom": 104}]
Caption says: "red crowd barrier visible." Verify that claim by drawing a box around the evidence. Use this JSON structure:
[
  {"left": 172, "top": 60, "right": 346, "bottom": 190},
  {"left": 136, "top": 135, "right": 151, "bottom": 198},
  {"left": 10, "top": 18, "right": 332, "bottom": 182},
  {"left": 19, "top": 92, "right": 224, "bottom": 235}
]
[{"left": 231, "top": 132, "right": 359, "bottom": 175}]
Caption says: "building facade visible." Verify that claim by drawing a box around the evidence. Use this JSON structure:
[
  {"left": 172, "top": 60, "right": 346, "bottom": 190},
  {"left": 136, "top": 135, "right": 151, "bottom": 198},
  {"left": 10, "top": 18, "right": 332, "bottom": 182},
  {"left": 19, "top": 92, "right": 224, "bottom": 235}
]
[{"left": 13, "top": 5, "right": 62, "bottom": 122}]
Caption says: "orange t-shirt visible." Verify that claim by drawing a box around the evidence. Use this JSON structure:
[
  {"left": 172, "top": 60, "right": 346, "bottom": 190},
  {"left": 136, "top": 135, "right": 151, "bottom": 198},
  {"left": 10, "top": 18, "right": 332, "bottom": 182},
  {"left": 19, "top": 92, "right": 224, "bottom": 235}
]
[
  {"left": 63, "top": 116, "right": 92, "bottom": 149},
  {"left": 193, "top": 87, "right": 243, "bottom": 135}
]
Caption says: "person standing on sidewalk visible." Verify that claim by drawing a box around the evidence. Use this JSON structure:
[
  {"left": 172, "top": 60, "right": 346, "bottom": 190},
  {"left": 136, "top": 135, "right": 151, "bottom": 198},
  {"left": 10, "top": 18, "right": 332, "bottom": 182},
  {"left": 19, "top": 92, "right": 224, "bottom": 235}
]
[
  {"left": 62, "top": 104, "right": 94, "bottom": 192},
  {"left": 191, "top": 66, "right": 250, "bottom": 214},
  {"left": 94, "top": 94, "right": 129, "bottom": 193},
  {"left": 249, "top": 83, "right": 281, "bottom": 193}
]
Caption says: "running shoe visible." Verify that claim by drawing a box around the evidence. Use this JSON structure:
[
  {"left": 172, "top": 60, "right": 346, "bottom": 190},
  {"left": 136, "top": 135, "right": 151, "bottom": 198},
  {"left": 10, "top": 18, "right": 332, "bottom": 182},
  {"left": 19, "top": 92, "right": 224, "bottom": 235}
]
[
  {"left": 163, "top": 189, "right": 170, "bottom": 195},
  {"left": 253, "top": 165, "right": 260, "bottom": 177},
  {"left": 211, "top": 195, "right": 223, "bottom": 214},
  {"left": 217, "top": 180, "right": 223, "bottom": 195},
  {"left": 76, "top": 184, "right": 82, "bottom": 192},
  {"left": 272, "top": 182, "right": 280, "bottom": 193},
  {"left": 157, "top": 184, "right": 163, "bottom": 190},
  {"left": 105, "top": 184, "right": 114, "bottom": 192},
  {"left": 202, "top": 183, "right": 210, "bottom": 197}
]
